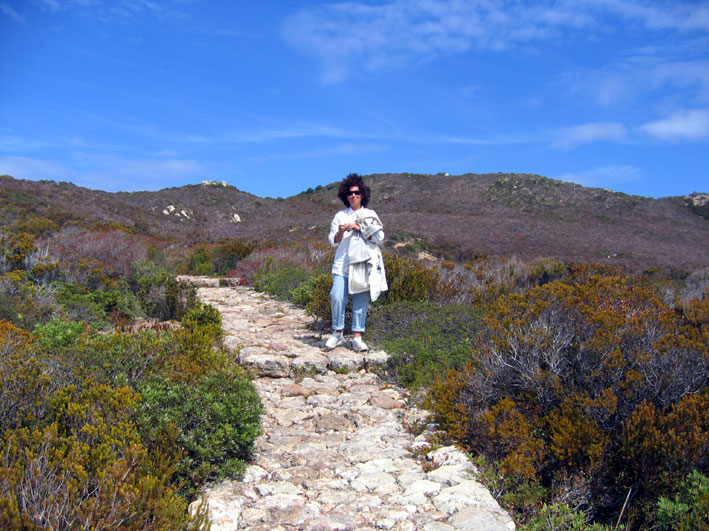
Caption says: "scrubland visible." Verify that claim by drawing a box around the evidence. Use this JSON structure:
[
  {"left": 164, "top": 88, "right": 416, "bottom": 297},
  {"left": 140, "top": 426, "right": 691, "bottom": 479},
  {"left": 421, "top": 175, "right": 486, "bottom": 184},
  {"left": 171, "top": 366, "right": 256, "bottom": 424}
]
[
  {"left": 228, "top": 236, "right": 708, "bottom": 531},
  {"left": 1, "top": 201, "right": 707, "bottom": 529},
  {"left": 0, "top": 226, "right": 262, "bottom": 529}
]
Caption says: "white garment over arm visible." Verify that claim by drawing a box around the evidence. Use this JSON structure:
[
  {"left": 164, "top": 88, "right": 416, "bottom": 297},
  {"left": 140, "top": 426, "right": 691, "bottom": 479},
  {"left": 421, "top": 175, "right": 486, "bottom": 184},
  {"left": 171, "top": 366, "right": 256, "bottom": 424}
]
[{"left": 328, "top": 207, "right": 384, "bottom": 277}]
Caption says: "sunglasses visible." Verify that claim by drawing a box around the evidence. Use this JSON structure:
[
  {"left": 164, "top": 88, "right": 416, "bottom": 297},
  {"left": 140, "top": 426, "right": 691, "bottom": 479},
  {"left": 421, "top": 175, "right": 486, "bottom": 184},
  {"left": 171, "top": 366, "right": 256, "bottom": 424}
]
[{"left": 347, "top": 190, "right": 362, "bottom": 196}]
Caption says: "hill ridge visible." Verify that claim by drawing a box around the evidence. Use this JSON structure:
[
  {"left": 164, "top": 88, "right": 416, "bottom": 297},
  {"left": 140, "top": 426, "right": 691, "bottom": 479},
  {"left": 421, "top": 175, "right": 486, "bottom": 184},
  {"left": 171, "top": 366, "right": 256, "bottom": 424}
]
[{"left": 1, "top": 173, "right": 706, "bottom": 272}]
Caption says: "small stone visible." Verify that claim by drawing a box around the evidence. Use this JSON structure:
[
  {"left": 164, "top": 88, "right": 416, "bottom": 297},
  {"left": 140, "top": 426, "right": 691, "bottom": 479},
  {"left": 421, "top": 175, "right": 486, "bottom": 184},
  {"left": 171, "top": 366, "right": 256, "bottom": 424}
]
[
  {"left": 350, "top": 471, "right": 397, "bottom": 493},
  {"left": 364, "top": 349, "right": 390, "bottom": 366},
  {"left": 450, "top": 506, "right": 516, "bottom": 531},
  {"left": 426, "top": 446, "right": 475, "bottom": 470},
  {"left": 291, "top": 352, "right": 329, "bottom": 374},
  {"left": 328, "top": 351, "right": 366, "bottom": 372},
  {"left": 276, "top": 501, "right": 321, "bottom": 526},
  {"left": 404, "top": 479, "right": 442, "bottom": 498},
  {"left": 427, "top": 463, "right": 476, "bottom": 486},
  {"left": 242, "top": 465, "right": 269, "bottom": 483},
  {"left": 375, "top": 517, "right": 397, "bottom": 529},
  {"left": 239, "top": 353, "right": 290, "bottom": 377},
  {"left": 316, "top": 413, "right": 355, "bottom": 431},
  {"left": 432, "top": 479, "right": 502, "bottom": 515},
  {"left": 370, "top": 395, "right": 405, "bottom": 409}
]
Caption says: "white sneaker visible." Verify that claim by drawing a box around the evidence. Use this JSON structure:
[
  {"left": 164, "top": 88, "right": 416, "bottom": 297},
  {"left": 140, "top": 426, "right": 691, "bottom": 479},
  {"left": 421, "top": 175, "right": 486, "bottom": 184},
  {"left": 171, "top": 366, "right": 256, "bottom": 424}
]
[
  {"left": 351, "top": 337, "right": 368, "bottom": 352},
  {"left": 325, "top": 332, "right": 344, "bottom": 350}
]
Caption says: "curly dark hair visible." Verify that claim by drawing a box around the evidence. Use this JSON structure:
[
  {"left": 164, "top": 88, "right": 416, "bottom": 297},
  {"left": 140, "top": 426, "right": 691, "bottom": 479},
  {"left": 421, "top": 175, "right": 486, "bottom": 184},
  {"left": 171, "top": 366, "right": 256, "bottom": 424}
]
[{"left": 337, "top": 173, "right": 371, "bottom": 208}]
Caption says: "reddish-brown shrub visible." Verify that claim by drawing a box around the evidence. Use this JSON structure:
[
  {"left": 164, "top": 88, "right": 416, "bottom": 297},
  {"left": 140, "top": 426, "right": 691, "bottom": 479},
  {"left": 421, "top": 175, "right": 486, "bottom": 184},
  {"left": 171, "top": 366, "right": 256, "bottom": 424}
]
[{"left": 427, "top": 274, "right": 709, "bottom": 527}]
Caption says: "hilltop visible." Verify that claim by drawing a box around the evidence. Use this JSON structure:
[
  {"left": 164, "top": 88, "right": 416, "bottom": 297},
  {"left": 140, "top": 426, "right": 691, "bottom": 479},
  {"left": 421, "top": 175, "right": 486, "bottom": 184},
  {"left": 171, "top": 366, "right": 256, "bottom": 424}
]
[{"left": 1, "top": 173, "right": 707, "bottom": 272}]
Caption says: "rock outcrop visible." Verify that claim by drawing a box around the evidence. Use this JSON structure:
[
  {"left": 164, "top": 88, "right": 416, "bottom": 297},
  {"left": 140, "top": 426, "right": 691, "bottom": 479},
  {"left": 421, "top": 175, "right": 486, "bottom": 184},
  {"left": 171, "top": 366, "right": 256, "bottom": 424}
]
[{"left": 191, "top": 281, "right": 515, "bottom": 531}]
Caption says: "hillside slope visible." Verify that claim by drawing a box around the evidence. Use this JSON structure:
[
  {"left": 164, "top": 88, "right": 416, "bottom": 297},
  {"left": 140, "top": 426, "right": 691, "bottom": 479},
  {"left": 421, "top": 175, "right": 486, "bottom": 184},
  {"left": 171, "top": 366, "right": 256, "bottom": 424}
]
[
  {"left": 1, "top": 173, "right": 706, "bottom": 272},
  {"left": 290, "top": 173, "right": 708, "bottom": 271}
]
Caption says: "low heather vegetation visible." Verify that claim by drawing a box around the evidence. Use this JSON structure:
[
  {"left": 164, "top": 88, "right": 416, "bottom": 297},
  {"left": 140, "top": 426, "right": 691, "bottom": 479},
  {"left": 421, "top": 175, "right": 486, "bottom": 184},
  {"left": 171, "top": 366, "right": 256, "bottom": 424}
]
[
  {"left": 0, "top": 225, "right": 262, "bottom": 528},
  {"left": 2, "top": 211, "right": 707, "bottom": 530}
]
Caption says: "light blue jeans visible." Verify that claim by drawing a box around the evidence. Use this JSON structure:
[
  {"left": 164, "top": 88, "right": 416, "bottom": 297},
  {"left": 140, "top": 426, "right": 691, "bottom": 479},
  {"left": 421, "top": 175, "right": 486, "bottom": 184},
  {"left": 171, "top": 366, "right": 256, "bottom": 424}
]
[{"left": 330, "top": 274, "right": 370, "bottom": 333}]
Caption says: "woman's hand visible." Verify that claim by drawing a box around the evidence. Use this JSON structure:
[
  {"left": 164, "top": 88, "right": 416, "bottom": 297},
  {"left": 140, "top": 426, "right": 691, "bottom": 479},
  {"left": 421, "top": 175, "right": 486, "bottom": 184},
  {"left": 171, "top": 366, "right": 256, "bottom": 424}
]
[
  {"left": 335, "top": 222, "right": 360, "bottom": 243},
  {"left": 339, "top": 223, "right": 360, "bottom": 232}
]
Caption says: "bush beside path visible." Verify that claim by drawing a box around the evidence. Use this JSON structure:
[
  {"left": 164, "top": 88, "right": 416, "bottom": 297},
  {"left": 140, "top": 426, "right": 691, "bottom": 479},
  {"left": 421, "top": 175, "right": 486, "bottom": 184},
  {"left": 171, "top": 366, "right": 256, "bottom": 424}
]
[{"left": 189, "top": 279, "right": 515, "bottom": 530}]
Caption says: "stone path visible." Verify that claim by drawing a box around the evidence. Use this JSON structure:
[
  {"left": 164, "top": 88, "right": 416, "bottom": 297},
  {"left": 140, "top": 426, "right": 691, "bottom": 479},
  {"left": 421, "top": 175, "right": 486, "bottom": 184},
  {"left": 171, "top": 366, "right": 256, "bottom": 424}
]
[{"left": 189, "top": 278, "right": 515, "bottom": 531}]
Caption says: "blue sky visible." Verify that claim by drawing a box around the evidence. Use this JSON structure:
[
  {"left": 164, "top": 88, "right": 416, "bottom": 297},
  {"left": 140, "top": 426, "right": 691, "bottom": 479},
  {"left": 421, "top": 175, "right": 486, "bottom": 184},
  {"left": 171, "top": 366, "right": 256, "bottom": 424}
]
[{"left": 1, "top": 1, "right": 708, "bottom": 199}]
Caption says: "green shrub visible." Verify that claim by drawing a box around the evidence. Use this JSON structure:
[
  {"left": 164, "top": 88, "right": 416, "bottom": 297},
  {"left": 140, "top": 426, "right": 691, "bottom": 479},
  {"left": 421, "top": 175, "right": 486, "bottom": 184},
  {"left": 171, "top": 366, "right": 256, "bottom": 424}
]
[
  {"left": 33, "top": 317, "right": 84, "bottom": 352},
  {"left": 56, "top": 282, "right": 140, "bottom": 325},
  {"left": 253, "top": 257, "right": 310, "bottom": 301},
  {"left": 0, "top": 320, "right": 51, "bottom": 431},
  {"left": 137, "top": 365, "right": 263, "bottom": 498},
  {"left": 183, "top": 245, "right": 214, "bottom": 275},
  {"left": 90, "top": 282, "right": 142, "bottom": 322},
  {"left": 132, "top": 261, "right": 196, "bottom": 321},
  {"left": 58, "top": 329, "right": 173, "bottom": 388},
  {"left": 655, "top": 470, "right": 709, "bottom": 530},
  {"left": 56, "top": 282, "right": 107, "bottom": 323},
  {"left": 520, "top": 503, "right": 612, "bottom": 531},
  {"left": 381, "top": 253, "right": 440, "bottom": 304},
  {"left": 177, "top": 239, "right": 256, "bottom": 276},
  {"left": 304, "top": 273, "right": 333, "bottom": 324},
  {"left": 288, "top": 274, "right": 322, "bottom": 307},
  {"left": 366, "top": 301, "right": 483, "bottom": 388},
  {"left": 0, "top": 231, "right": 36, "bottom": 273},
  {"left": 0, "top": 272, "right": 60, "bottom": 329},
  {"left": 181, "top": 301, "right": 222, "bottom": 341},
  {"left": 213, "top": 239, "right": 256, "bottom": 275},
  {"left": 0, "top": 383, "right": 208, "bottom": 529}
]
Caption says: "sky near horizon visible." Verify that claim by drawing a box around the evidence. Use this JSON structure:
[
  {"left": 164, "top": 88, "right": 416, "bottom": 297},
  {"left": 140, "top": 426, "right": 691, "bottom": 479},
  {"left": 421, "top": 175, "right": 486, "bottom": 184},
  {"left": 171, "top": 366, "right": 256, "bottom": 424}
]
[{"left": 1, "top": 1, "right": 708, "bottom": 199}]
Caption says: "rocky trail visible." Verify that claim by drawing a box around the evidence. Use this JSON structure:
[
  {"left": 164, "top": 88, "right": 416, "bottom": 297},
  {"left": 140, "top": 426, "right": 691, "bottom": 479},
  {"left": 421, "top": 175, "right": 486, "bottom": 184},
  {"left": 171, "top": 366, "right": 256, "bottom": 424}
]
[{"left": 187, "top": 278, "right": 515, "bottom": 531}]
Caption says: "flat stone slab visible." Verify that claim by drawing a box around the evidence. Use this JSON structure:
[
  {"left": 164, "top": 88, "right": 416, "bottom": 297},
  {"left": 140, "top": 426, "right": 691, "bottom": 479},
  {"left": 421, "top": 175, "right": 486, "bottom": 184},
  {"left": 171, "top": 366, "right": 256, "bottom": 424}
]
[{"left": 188, "top": 278, "right": 515, "bottom": 530}]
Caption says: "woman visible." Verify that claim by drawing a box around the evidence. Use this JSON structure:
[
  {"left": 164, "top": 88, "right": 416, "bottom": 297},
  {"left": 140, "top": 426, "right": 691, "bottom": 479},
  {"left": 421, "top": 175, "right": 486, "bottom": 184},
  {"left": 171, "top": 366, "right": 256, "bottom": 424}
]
[{"left": 325, "top": 173, "right": 386, "bottom": 352}]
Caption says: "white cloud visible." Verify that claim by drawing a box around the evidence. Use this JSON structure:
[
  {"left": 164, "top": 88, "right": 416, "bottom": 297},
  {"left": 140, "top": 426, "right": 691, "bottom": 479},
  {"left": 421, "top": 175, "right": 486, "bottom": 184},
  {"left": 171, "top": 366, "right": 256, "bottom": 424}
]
[
  {"left": 553, "top": 122, "right": 627, "bottom": 148},
  {"left": 73, "top": 151, "right": 205, "bottom": 179},
  {"left": 0, "top": 3, "right": 25, "bottom": 23},
  {"left": 0, "top": 156, "right": 71, "bottom": 181},
  {"left": 270, "top": 143, "right": 387, "bottom": 160},
  {"left": 39, "top": 0, "right": 173, "bottom": 20},
  {"left": 585, "top": 0, "right": 709, "bottom": 33},
  {"left": 40, "top": 0, "right": 61, "bottom": 13},
  {"left": 283, "top": 0, "right": 709, "bottom": 82},
  {"left": 639, "top": 109, "right": 709, "bottom": 140},
  {"left": 0, "top": 152, "right": 208, "bottom": 192},
  {"left": 647, "top": 60, "right": 709, "bottom": 101},
  {"left": 556, "top": 165, "right": 642, "bottom": 188},
  {"left": 0, "top": 135, "right": 52, "bottom": 151},
  {"left": 564, "top": 54, "right": 709, "bottom": 109}
]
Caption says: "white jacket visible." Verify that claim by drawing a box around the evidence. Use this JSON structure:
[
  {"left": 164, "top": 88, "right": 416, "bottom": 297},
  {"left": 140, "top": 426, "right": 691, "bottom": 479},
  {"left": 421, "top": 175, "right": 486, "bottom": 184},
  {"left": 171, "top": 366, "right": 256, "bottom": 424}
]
[{"left": 345, "top": 213, "right": 388, "bottom": 302}]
